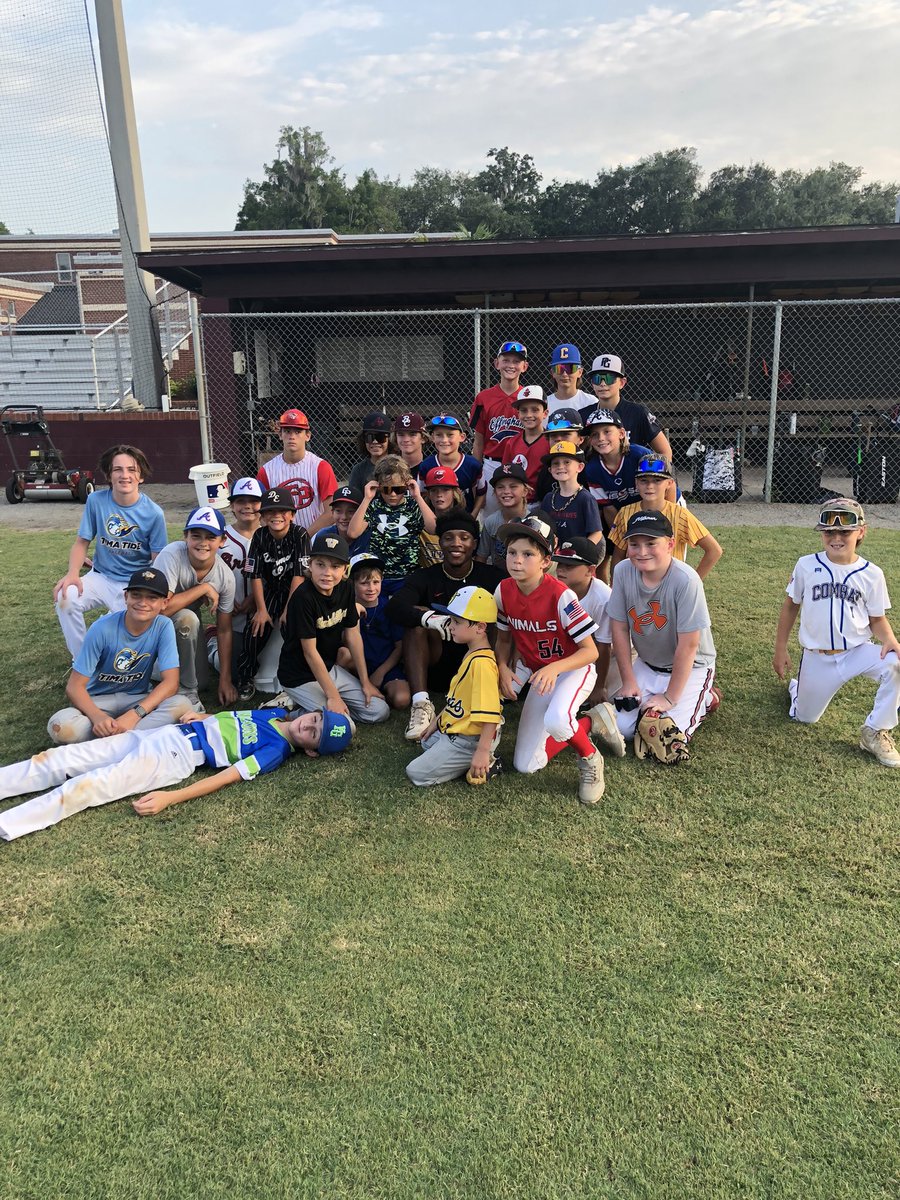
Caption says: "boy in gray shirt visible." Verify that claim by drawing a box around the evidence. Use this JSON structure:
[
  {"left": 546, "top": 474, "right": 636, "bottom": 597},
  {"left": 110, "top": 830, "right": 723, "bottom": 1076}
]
[{"left": 591, "top": 510, "right": 719, "bottom": 764}]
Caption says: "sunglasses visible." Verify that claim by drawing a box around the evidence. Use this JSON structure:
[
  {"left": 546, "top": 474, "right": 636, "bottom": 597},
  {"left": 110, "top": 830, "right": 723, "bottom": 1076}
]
[
  {"left": 364, "top": 432, "right": 388, "bottom": 443},
  {"left": 547, "top": 421, "right": 582, "bottom": 432},
  {"left": 380, "top": 485, "right": 408, "bottom": 496},
  {"left": 552, "top": 363, "right": 580, "bottom": 376},
  {"left": 590, "top": 371, "right": 620, "bottom": 386},
  {"left": 819, "top": 509, "right": 862, "bottom": 528},
  {"left": 498, "top": 341, "right": 528, "bottom": 357},
  {"left": 638, "top": 460, "right": 670, "bottom": 475},
  {"left": 429, "top": 415, "right": 463, "bottom": 429}
]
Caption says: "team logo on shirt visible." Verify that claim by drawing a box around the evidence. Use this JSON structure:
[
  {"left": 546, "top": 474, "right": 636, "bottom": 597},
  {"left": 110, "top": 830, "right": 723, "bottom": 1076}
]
[
  {"left": 628, "top": 601, "right": 667, "bottom": 635},
  {"left": 282, "top": 479, "right": 315, "bottom": 510},
  {"left": 316, "top": 609, "right": 348, "bottom": 630},
  {"left": 444, "top": 697, "right": 465, "bottom": 719},
  {"left": 512, "top": 454, "right": 528, "bottom": 470},
  {"left": 113, "top": 647, "right": 151, "bottom": 673},
  {"left": 106, "top": 513, "right": 139, "bottom": 538}
]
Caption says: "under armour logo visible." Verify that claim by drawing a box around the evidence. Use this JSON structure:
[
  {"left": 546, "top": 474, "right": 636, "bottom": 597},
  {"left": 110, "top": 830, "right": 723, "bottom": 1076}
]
[{"left": 628, "top": 602, "right": 667, "bottom": 635}]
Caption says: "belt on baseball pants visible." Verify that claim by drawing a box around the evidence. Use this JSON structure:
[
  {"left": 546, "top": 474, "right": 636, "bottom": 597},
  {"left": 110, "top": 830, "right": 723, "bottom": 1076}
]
[
  {"left": 811, "top": 649, "right": 846, "bottom": 656},
  {"left": 645, "top": 663, "right": 673, "bottom": 674}
]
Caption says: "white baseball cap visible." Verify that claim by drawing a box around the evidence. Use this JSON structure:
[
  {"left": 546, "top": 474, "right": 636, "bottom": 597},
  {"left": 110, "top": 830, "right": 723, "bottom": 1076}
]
[{"left": 591, "top": 354, "right": 625, "bottom": 376}]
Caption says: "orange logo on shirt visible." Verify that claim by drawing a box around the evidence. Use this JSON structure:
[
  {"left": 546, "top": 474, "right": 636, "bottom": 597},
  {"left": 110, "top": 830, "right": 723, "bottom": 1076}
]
[{"left": 628, "top": 601, "right": 667, "bottom": 635}]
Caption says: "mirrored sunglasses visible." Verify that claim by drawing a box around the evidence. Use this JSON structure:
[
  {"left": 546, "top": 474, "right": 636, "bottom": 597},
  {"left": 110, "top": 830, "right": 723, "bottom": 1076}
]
[
  {"left": 429, "top": 414, "right": 462, "bottom": 429},
  {"left": 590, "top": 371, "right": 620, "bottom": 386},
  {"left": 638, "top": 459, "right": 669, "bottom": 475},
  {"left": 498, "top": 341, "right": 528, "bottom": 357},
  {"left": 819, "top": 509, "right": 862, "bottom": 528},
  {"left": 552, "top": 363, "right": 580, "bottom": 376}
]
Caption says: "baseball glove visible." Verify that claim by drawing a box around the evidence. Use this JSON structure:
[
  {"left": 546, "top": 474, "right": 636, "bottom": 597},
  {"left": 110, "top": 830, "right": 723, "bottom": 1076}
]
[{"left": 634, "top": 708, "right": 690, "bottom": 765}]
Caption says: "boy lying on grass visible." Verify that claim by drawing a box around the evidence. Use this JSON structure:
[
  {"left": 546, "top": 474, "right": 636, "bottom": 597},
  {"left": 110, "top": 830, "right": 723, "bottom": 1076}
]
[{"left": 0, "top": 707, "right": 354, "bottom": 841}]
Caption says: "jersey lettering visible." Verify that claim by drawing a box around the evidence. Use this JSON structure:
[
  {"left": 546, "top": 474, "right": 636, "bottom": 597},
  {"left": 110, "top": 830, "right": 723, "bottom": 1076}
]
[
  {"left": 629, "top": 601, "right": 667, "bottom": 635},
  {"left": 536, "top": 636, "right": 564, "bottom": 660},
  {"left": 508, "top": 617, "right": 558, "bottom": 633},
  {"left": 316, "top": 609, "right": 348, "bottom": 630},
  {"left": 811, "top": 582, "right": 862, "bottom": 604}
]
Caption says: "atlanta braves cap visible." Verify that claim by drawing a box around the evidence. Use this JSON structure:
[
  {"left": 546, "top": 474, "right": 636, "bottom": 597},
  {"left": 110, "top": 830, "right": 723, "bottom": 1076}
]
[
  {"left": 230, "top": 476, "right": 263, "bottom": 500},
  {"left": 584, "top": 407, "right": 624, "bottom": 429},
  {"left": 309, "top": 531, "right": 351, "bottom": 563},
  {"left": 349, "top": 551, "right": 386, "bottom": 575},
  {"left": 424, "top": 465, "right": 460, "bottom": 488},
  {"left": 318, "top": 709, "right": 356, "bottom": 756},
  {"left": 393, "top": 412, "right": 426, "bottom": 433},
  {"left": 124, "top": 567, "right": 169, "bottom": 597},
  {"left": 542, "top": 439, "right": 585, "bottom": 465},
  {"left": 490, "top": 462, "right": 529, "bottom": 488},
  {"left": 259, "top": 485, "right": 296, "bottom": 513},
  {"left": 184, "top": 505, "right": 227, "bottom": 534},
  {"left": 432, "top": 585, "right": 498, "bottom": 624},
  {"left": 552, "top": 537, "right": 602, "bottom": 567},
  {"left": 279, "top": 409, "right": 309, "bottom": 428},
  {"left": 546, "top": 407, "right": 584, "bottom": 432},
  {"left": 591, "top": 354, "right": 625, "bottom": 376},
  {"left": 331, "top": 484, "right": 363, "bottom": 508},
  {"left": 551, "top": 343, "right": 581, "bottom": 366},
  {"left": 623, "top": 510, "right": 674, "bottom": 539},
  {"left": 512, "top": 385, "right": 547, "bottom": 409},
  {"left": 499, "top": 511, "right": 557, "bottom": 554}
]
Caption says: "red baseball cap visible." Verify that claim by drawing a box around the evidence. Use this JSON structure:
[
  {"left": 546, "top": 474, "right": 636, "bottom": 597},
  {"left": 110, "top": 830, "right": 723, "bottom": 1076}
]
[
  {"left": 424, "top": 466, "right": 460, "bottom": 488},
  {"left": 279, "top": 409, "right": 309, "bottom": 428}
]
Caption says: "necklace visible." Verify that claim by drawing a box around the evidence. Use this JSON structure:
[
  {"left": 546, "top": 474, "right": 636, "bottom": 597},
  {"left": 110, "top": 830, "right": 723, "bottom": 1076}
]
[
  {"left": 545, "top": 487, "right": 579, "bottom": 512},
  {"left": 442, "top": 561, "right": 474, "bottom": 583}
]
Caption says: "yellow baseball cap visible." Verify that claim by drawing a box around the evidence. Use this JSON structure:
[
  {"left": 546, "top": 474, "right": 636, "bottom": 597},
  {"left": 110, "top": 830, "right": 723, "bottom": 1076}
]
[{"left": 432, "top": 585, "right": 498, "bottom": 624}]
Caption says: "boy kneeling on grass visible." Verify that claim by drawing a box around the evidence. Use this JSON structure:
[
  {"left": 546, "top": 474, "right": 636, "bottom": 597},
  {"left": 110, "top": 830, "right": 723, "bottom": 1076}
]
[
  {"left": 0, "top": 707, "right": 354, "bottom": 841},
  {"left": 406, "top": 587, "right": 503, "bottom": 787}
]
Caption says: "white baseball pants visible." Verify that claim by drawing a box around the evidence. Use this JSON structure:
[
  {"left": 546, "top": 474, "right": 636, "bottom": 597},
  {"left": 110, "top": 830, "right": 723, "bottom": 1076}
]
[
  {"left": 613, "top": 660, "right": 717, "bottom": 741},
  {"left": 513, "top": 661, "right": 596, "bottom": 774},
  {"left": 55, "top": 570, "right": 127, "bottom": 659},
  {"left": 789, "top": 645, "right": 900, "bottom": 729}
]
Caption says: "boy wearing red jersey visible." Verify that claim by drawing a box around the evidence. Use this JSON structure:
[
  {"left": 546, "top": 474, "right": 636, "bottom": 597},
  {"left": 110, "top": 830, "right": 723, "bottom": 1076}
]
[
  {"left": 493, "top": 514, "right": 605, "bottom": 804},
  {"left": 499, "top": 384, "right": 549, "bottom": 494},
  {"left": 470, "top": 339, "right": 528, "bottom": 514}
]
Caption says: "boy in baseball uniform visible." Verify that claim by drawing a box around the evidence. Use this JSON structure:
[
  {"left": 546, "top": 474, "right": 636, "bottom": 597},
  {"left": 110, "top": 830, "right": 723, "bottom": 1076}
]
[
  {"left": 773, "top": 498, "right": 900, "bottom": 767},
  {"left": 494, "top": 514, "right": 606, "bottom": 805},
  {"left": 54, "top": 445, "right": 167, "bottom": 658},
  {"left": 406, "top": 586, "right": 502, "bottom": 787},
  {"left": 0, "top": 706, "right": 354, "bottom": 841},
  {"left": 47, "top": 567, "right": 188, "bottom": 745},
  {"left": 257, "top": 408, "right": 338, "bottom": 535},
  {"left": 599, "top": 510, "right": 718, "bottom": 765},
  {"left": 470, "top": 340, "right": 528, "bottom": 514},
  {"left": 207, "top": 477, "right": 262, "bottom": 683}
]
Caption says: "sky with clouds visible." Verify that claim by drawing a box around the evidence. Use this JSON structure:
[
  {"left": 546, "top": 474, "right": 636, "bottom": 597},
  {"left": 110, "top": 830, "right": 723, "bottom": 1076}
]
[{"left": 1, "top": 0, "right": 898, "bottom": 234}]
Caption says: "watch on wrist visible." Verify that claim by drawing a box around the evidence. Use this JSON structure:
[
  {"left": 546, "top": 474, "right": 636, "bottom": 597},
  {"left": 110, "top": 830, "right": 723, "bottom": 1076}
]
[{"left": 132, "top": 703, "right": 148, "bottom": 719}]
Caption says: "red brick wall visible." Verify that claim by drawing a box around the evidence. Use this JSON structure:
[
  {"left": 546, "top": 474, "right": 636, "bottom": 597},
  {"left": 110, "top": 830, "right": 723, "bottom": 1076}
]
[{"left": 0, "top": 411, "right": 203, "bottom": 484}]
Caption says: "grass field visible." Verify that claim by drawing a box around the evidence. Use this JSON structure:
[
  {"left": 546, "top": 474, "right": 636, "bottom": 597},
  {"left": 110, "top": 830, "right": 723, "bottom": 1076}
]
[{"left": 1, "top": 526, "right": 898, "bottom": 1199}]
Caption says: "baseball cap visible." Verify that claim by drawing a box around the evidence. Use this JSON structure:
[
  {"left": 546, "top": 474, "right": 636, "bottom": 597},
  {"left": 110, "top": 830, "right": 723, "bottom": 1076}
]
[
  {"left": 432, "top": 585, "right": 498, "bottom": 624},
  {"left": 816, "top": 497, "right": 866, "bottom": 529},
  {"left": 542, "top": 439, "right": 585, "bottom": 465},
  {"left": 362, "top": 411, "right": 391, "bottom": 433},
  {"left": 424, "top": 465, "right": 459, "bottom": 489},
  {"left": 623, "top": 510, "right": 674, "bottom": 540},
  {"left": 259, "top": 485, "right": 296, "bottom": 513},
  {"left": 436, "top": 511, "right": 479, "bottom": 540},
  {"left": 546, "top": 408, "right": 584, "bottom": 433},
  {"left": 184, "top": 506, "right": 227, "bottom": 535},
  {"left": 331, "top": 484, "right": 363, "bottom": 508},
  {"left": 393, "top": 412, "right": 426, "bottom": 433},
  {"left": 318, "top": 709, "right": 356, "bottom": 756},
  {"left": 124, "top": 567, "right": 169, "bottom": 597},
  {"left": 490, "top": 462, "right": 529, "bottom": 488},
  {"left": 584, "top": 407, "right": 624, "bottom": 429},
  {"left": 551, "top": 343, "right": 581, "bottom": 366},
  {"left": 309, "top": 531, "right": 351, "bottom": 563},
  {"left": 552, "top": 538, "right": 602, "bottom": 567},
  {"left": 499, "top": 511, "right": 557, "bottom": 555},
  {"left": 230, "top": 477, "right": 263, "bottom": 501},
  {"left": 512, "top": 385, "right": 547, "bottom": 409},
  {"left": 349, "top": 551, "right": 386, "bottom": 575},
  {"left": 497, "top": 340, "right": 528, "bottom": 358},
  {"left": 637, "top": 453, "right": 673, "bottom": 481},
  {"left": 590, "top": 354, "right": 625, "bottom": 377},
  {"left": 279, "top": 409, "right": 309, "bottom": 429}
]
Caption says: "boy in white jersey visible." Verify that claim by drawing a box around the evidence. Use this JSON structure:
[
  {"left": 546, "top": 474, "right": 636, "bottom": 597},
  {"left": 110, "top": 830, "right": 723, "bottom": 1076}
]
[
  {"left": 207, "top": 477, "right": 263, "bottom": 682},
  {"left": 0, "top": 706, "right": 354, "bottom": 841},
  {"left": 773, "top": 498, "right": 900, "bottom": 767},
  {"left": 257, "top": 408, "right": 338, "bottom": 535}
]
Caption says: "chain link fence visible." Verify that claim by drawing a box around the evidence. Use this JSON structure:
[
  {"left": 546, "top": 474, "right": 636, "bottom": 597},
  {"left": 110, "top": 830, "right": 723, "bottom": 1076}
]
[{"left": 199, "top": 298, "right": 898, "bottom": 504}]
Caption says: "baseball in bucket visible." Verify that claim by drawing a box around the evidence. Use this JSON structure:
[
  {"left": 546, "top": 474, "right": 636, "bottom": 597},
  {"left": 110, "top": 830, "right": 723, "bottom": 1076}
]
[{"left": 188, "top": 462, "right": 231, "bottom": 509}]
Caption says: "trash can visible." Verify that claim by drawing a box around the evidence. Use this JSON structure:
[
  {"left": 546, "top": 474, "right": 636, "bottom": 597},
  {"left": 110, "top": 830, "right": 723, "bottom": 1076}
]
[{"left": 188, "top": 462, "right": 231, "bottom": 510}]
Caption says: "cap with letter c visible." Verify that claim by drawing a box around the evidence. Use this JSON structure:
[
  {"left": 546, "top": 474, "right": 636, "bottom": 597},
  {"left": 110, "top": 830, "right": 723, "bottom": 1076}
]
[
  {"left": 318, "top": 709, "right": 356, "bottom": 755},
  {"left": 551, "top": 343, "right": 581, "bottom": 366}
]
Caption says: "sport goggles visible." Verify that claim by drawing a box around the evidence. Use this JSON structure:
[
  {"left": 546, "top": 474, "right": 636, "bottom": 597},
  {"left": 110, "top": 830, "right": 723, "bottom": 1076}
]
[
  {"left": 638, "top": 459, "right": 670, "bottom": 475},
  {"left": 429, "top": 414, "right": 463, "bottom": 429},
  {"left": 590, "top": 371, "right": 620, "bottom": 386},
  {"left": 818, "top": 509, "right": 862, "bottom": 528},
  {"left": 364, "top": 432, "right": 388, "bottom": 443},
  {"left": 547, "top": 418, "right": 582, "bottom": 432},
  {"left": 498, "top": 341, "right": 528, "bottom": 357},
  {"left": 552, "top": 363, "right": 580, "bottom": 376},
  {"left": 380, "top": 485, "right": 408, "bottom": 496}
]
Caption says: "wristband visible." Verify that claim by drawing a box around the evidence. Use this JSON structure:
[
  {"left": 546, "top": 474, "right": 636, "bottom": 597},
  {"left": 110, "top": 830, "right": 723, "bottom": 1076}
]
[{"left": 132, "top": 703, "right": 148, "bottom": 719}]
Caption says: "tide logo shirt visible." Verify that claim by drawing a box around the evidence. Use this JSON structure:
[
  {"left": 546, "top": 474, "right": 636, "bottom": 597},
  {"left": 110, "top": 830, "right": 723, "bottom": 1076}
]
[
  {"left": 494, "top": 574, "right": 597, "bottom": 672},
  {"left": 438, "top": 648, "right": 502, "bottom": 737}
]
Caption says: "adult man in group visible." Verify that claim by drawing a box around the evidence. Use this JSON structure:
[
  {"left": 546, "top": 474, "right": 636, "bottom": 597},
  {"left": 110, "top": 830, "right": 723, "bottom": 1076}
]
[
  {"left": 470, "top": 340, "right": 528, "bottom": 515},
  {"left": 588, "top": 354, "right": 673, "bottom": 462},
  {"left": 386, "top": 512, "right": 505, "bottom": 740}
]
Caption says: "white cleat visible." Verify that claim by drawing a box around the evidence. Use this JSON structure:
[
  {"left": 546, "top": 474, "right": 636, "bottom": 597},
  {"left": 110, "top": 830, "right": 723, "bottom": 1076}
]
[{"left": 588, "top": 701, "right": 626, "bottom": 758}]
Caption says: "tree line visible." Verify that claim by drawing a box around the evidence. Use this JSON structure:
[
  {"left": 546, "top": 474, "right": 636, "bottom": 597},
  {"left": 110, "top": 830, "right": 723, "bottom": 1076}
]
[{"left": 236, "top": 128, "right": 898, "bottom": 239}]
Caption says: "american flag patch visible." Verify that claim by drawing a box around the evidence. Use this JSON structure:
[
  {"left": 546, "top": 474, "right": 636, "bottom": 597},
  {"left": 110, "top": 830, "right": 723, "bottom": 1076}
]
[{"left": 562, "top": 596, "right": 597, "bottom": 641}]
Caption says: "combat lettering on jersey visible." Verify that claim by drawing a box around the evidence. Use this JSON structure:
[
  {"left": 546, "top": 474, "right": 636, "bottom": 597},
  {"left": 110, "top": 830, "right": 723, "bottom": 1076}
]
[{"left": 811, "top": 582, "right": 862, "bottom": 605}]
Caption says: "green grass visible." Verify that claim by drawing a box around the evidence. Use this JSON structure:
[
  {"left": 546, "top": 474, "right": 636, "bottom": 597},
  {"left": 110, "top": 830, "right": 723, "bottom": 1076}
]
[{"left": 1, "top": 527, "right": 898, "bottom": 1199}]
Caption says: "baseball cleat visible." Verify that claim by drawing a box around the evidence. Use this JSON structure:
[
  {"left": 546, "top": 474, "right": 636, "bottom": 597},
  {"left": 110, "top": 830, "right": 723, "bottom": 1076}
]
[
  {"left": 587, "top": 701, "right": 626, "bottom": 757},
  {"left": 404, "top": 698, "right": 436, "bottom": 741},
  {"left": 576, "top": 747, "right": 605, "bottom": 805},
  {"left": 859, "top": 724, "right": 900, "bottom": 767},
  {"left": 259, "top": 691, "right": 296, "bottom": 710},
  {"left": 238, "top": 683, "right": 256, "bottom": 702}
]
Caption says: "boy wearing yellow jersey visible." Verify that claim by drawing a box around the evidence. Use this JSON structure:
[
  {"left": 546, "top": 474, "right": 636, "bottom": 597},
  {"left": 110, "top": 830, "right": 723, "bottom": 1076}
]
[{"left": 405, "top": 587, "right": 503, "bottom": 786}]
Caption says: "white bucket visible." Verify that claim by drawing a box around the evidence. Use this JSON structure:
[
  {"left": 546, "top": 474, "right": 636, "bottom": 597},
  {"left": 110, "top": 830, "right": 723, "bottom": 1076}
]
[{"left": 188, "top": 462, "right": 231, "bottom": 510}]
